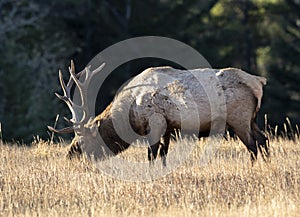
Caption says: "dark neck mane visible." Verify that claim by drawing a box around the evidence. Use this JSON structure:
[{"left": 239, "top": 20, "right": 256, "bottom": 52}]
[{"left": 93, "top": 103, "right": 131, "bottom": 155}]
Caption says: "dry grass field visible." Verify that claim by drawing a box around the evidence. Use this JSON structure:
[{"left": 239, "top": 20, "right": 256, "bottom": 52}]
[{"left": 0, "top": 132, "right": 299, "bottom": 217}]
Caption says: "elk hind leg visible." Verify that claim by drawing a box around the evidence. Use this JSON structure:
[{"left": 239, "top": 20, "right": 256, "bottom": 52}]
[
  {"left": 252, "top": 121, "right": 269, "bottom": 161},
  {"left": 233, "top": 127, "right": 258, "bottom": 164}
]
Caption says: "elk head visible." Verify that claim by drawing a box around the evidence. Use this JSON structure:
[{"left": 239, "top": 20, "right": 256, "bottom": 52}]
[{"left": 48, "top": 61, "right": 108, "bottom": 160}]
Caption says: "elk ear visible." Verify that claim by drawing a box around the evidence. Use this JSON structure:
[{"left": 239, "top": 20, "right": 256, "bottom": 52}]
[{"left": 90, "top": 122, "right": 98, "bottom": 137}]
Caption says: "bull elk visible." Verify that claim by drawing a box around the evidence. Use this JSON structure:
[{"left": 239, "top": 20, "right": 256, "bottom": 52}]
[{"left": 48, "top": 60, "right": 269, "bottom": 166}]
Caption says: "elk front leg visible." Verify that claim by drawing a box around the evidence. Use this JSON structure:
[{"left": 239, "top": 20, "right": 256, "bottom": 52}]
[
  {"left": 159, "top": 132, "right": 171, "bottom": 167},
  {"left": 148, "top": 142, "right": 161, "bottom": 164},
  {"left": 147, "top": 113, "right": 167, "bottom": 166},
  {"left": 67, "top": 139, "right": 82, "bottom": 159}
]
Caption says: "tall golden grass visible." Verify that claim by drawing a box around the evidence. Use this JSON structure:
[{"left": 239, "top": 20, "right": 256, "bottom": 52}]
[{"left": 0, "top": 129, "right": 299, "bottom": 216}]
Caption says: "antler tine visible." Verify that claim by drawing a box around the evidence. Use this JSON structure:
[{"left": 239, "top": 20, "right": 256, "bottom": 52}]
[
  {"left": 51, "top": 64, "right": 78, "bottom": 134},
  {"left": 56, "top": 69, "right": 76, "bottom": 110},
  {"left": 67, "top": 60, "right": 86, "bottom": 87},
  {"left": 69, "top": 65, "right": 82, "bottom": 90},
  {"left": 57, "top": 61, "right": 86, "bottom": 110},
  {"left": 63, "top": 116, "right": 74, "bottom": 124},
  {"left": 83, "top": 63, "right": 106, "bottom": 84},
  {"left": 55, "top": 92, "right": 68, "bottom": 102},
  {"left": 70, "top": 59, "right": 75, "bottom": 74},
  {"left": 47, "top": 125, "right": 74, "bottom": 134},
  {"left": 93, "top": 62, "right": 106, "bottom": 75},
  {"left": 51, "top": 60, "right": 106, "bottom": 134},
  {"left": 75, "top": 63, "right": 106, "bottom": 124},
  {"left": 58, "top": 69, "right": 70, "bottom": 98}
]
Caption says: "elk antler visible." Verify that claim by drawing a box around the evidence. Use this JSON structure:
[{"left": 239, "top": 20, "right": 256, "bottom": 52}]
[{"left": 48, "top": 60, "right": 105, "bottom": 134}]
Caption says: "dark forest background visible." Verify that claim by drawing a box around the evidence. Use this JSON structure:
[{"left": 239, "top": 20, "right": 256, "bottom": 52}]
[{"left": 0, "top": 0, "right": 299, "bottom": 143}]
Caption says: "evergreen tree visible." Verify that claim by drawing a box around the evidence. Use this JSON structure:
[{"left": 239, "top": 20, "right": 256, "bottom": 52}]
[
  {"left": 257, "top": 0, "right": 300, "bottom": 126},
  {"left": 0, "top": 0, "right": 74, "bottom": 142}
]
